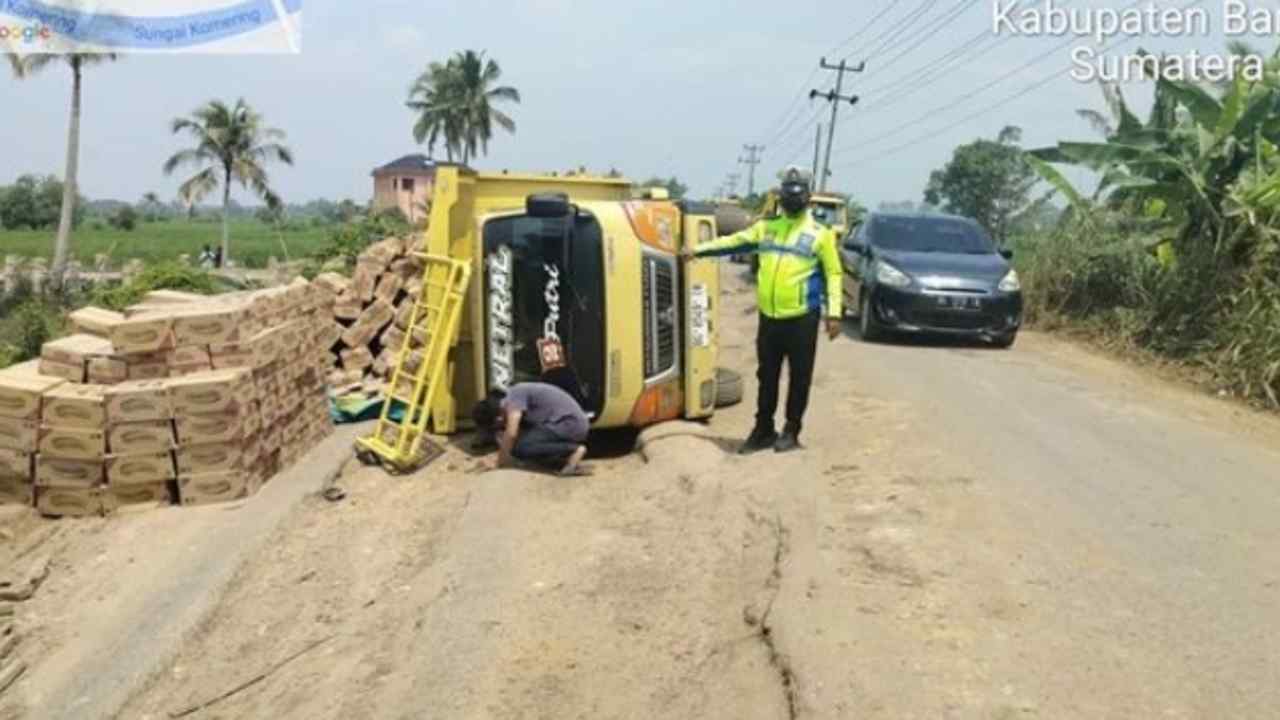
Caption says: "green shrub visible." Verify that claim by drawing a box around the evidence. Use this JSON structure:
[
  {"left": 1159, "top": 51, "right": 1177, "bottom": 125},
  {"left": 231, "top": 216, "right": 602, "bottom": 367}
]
[
  {"left": 88, "top": 262, "right": 221, "bottom": 311},
  {"left": 312, "top": 212, "right": 412, "bottom": 269}
]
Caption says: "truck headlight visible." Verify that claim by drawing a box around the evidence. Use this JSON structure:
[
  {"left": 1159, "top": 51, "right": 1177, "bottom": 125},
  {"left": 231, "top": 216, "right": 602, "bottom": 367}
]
[
  {"left": 875, "top": 260, "right": 912, "bottom": 288},
  {"left": 998, "top": 269, "right": 1021, "bottom": 292}
]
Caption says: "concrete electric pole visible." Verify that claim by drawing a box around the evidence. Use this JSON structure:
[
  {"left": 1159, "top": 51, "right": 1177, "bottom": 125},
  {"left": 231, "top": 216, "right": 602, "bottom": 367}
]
[
  {"left": 810, "top": 57, "right": 864, "bottom": 191},
  {"left": 739, "top": 144, "right": 765, "bottom": 196}
]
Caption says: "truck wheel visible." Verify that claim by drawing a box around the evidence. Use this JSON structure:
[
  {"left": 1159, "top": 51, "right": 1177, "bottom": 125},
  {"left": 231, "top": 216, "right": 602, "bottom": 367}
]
[{"left": 714, "top": 367, "right": 744, "bottom": 408}]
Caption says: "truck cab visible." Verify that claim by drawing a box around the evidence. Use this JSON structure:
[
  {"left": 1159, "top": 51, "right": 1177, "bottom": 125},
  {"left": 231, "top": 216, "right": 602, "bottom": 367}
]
[{"left": 418, "top": 165, "right": 721, "bottom": 433}]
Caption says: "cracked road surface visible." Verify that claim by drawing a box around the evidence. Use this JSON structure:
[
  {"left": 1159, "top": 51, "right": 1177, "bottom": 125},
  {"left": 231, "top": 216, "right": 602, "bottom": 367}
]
[{"left": 102, "top": 271, "right": 1280, "bottom": 719}]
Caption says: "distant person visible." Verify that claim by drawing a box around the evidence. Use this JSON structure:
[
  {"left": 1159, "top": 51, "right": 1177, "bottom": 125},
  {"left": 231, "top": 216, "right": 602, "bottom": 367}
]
[
  {"left": 212, "top": 245, "right": 224, "bottom": 268},
  {"left": 684, "top": 166, "right": 842, "bottom": 454},
  {"left": 472, "top": 382, "right": 592, "bottom": 476}
]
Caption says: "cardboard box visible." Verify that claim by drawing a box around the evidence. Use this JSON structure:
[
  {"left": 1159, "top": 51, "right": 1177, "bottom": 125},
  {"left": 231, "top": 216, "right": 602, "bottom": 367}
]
[
  {"left": 177, "top": 470, "right": 253, "bottom": 506},
  {"left": 86, "top": 356, "right": 128, "bottom": 385},
  {"left": 176, "top": 440, "right": 249, "bottom": 475},
  {"left": 167, "top": 346, "right": 213, "bottom": 375},
  {"left": 110, "top": 314, "right": 174, "bottom": 354},
  {"left": 123, "top": 352, "right": 170, "bottom": 381},
  {"left": 101, "top": 482, "right": 171, "bottom": 511},
  {"left": 35, "top": 456, "right": 103, "bottom": 488},
  {"left": 38, "top": 358, "right": 86, "bottom": 383},
  {"left": 352, "top": 263, "right": 378, "bottom": 304},
  {"left": 42, "top": 384, "right": 107, "bottom": 428},
  {"left": 169, "top": 369, "right": 252, "bottom": 416},
  {"left": 175, "top": 410, "right": 258, "bottom": 445},
  {"left": 373, "top": 273, "right": 404, "bottom": 305},
  {"left": 105, "top": 379, "right": 171, "bottom": 424},
  {"left": 0, "top": 372, "right": 65, "bottom": 421},
  {"left": 340, "top": 346, "right": 374, "bottom": 373},
  {"left": 172, "top": 305, "right": 248, "bottom": 346},
  {"left": 35, "top": 486, "right": 103, "bottom": 517},
  {"left": 0, "top": 449, "right": 31, "bottom": 479},
  {"left": 68, "top": 307, "right": 126, "bottom": 337},
  {"left": 0, "top": 474, "right": 33, "bottom": 506},
  {"left": 333, "top": 292, "right": 362, "bottom": 322},
  {"left": 106, "top": 452, "right": 176, "bottom": 485},
  {"left": 42, "top": 333, "right": 114, "bottom": 368},
  {"left": 0, "top": 417, "right": 38, "bottom": 453},
  {"left": 39, "top": 426, "right": 106, "bottom": 460},
  {"left": 108, "top": 420, "right": 174, "bottom": 455}
]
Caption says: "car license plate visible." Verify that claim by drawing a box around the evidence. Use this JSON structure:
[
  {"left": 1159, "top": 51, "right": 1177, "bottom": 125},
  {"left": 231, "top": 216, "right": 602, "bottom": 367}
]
[{"left": 936, "top": 295, "right": 981, "bottom": 310}]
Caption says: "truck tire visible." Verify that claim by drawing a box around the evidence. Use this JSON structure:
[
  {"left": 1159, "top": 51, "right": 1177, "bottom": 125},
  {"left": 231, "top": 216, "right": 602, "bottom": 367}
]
[{"left": 714, "top": 367, "right": 744, "bottom": 408}]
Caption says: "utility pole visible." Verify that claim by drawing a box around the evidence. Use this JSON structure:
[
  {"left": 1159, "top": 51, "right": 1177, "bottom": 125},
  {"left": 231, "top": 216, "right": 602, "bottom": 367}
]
[
  {"left": 810, "top": 57, "right": 864, "bottom": 191},
  {"left": 725, "top": 172, "right": 741, "bottom": 197},
  {"left": 739, "top": 144, "right": 765, "bottom": 196},
  {"left": 812, "top": 123, "right": 823, "bottom": 185}
]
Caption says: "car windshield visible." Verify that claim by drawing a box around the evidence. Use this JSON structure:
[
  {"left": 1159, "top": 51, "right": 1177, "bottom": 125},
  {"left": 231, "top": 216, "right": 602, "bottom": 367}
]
[{"left": 871, "top": 216, "right": 993, "bottom": 254}]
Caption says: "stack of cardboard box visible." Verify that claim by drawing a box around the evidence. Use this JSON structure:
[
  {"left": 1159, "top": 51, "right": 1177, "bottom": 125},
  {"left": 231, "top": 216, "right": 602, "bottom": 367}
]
[{"left": 0, "top": 278, "right": 335, "bottom": 518}]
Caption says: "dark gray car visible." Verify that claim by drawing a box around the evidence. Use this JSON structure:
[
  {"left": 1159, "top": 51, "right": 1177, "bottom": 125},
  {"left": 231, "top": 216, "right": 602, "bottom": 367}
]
[{"left": 840, "top": 212, "right": 1023, "bottom": 348}]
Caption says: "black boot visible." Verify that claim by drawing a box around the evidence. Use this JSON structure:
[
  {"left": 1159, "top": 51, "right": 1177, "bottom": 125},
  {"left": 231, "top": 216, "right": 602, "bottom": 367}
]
[
  {"left": 738, "top": 425, "right": 778, "bottom": 455},
  {"left": 774, "top": 425, "right": 802, "bottom": 453}
]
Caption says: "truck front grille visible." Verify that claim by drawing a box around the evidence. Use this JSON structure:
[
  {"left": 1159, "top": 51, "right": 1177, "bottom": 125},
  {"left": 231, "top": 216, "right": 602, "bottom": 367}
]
[{"left": 642, "top": 255, "right": 677, "bottom": 378}]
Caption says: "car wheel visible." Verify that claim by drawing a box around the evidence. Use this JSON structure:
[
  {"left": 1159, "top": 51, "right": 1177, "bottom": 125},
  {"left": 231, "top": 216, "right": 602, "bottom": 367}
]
[
  {"left": 991, "top": 331, "right": 1017, "bottom": 349},
  {"left": 859, "top": 293, "right": 883, "bottom": 343},
  {"left": 714, "top": 367, "right": 744, "bottom": 408}
]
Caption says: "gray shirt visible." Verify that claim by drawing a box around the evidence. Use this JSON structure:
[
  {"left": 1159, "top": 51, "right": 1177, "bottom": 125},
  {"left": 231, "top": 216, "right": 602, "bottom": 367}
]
[{"left": 502, "top": 382, "right": 590, "bottom": 441}]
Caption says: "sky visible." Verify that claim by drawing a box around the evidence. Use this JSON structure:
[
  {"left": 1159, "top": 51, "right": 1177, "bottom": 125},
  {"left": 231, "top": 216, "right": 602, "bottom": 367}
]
[{"left": 1, "top": 0, "right": 1270, "bottom": 209}]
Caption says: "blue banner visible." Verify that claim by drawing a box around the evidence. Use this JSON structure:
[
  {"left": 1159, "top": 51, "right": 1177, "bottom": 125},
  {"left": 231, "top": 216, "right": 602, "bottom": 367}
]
[{"left": 1, "top": 0, "right": 302, "bottom": 51}]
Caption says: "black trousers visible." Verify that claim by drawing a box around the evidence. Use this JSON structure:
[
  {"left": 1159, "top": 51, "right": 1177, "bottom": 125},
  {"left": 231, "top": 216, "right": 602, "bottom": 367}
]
[
  {"left": 511, "top": 426, "right": 582, "bottom": 468},
  {"left": 755, "top": 312, "right": 820, "bottom": 436}
]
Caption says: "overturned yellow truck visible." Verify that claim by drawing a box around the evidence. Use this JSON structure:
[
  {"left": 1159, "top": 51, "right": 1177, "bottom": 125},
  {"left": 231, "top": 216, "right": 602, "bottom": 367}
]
[{"left": 411, "top": 165, "right": 737, "bottom": 437}]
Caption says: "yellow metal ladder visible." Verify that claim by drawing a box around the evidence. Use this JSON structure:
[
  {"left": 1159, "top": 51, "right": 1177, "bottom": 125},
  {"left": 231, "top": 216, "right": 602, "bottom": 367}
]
[{"left": 355, "top": 253, "right": 471, "bottom": 472}]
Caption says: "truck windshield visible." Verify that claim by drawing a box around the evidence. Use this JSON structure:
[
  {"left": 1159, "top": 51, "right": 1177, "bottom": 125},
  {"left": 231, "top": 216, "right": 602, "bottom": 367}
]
[{"left": 482, "top": 212, "right": 607, "bottom": 417}]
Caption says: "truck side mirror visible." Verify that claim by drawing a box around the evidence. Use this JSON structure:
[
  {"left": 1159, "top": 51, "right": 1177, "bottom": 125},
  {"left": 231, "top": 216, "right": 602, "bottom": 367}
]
[
  {"left": 527, "top": 193, "right": 571, "bottom": 218},
  {"left": 999, "top": 248, "right": 1014, "bottom": 260}
]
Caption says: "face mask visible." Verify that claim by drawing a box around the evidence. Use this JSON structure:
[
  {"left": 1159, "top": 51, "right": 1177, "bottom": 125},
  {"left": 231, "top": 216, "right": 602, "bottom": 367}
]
[{"left": 780, "top": 192, "right": 807, "bottom": 215}]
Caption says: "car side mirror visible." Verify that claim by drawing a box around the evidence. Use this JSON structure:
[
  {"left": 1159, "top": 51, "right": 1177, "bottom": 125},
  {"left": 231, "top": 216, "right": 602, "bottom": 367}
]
[{"left": 999, "top": 248, "right": 1014, "bottom": 260}]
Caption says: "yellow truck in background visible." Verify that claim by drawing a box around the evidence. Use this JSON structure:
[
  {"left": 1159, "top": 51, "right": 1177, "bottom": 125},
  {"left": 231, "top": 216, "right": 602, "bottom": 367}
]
[{"left": 415, "top": 165, "right": 736, "bottom": 435}]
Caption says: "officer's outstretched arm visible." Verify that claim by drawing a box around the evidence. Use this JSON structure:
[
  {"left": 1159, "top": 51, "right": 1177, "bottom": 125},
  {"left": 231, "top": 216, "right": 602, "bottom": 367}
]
[{"left": 688, "top": 220, "right": 765, "bottom": 259}]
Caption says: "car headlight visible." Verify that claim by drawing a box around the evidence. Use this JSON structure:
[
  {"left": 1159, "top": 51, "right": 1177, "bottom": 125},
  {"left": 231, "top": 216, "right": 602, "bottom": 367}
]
[
  {"left": 875, "top": 260, "right": 912, "bottom": 288},
  {"left": 998, "top": 269, "right": 1021, "bottom": 292}
]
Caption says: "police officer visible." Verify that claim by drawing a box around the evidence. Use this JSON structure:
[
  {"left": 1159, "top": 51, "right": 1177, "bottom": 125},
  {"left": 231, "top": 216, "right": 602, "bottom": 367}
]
[{"left": 685, "top": 167, "right": 843, "bottom": 453}]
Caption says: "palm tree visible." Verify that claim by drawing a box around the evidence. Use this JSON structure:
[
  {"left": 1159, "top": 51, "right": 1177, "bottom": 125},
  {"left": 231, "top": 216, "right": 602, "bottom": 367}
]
[
  {"left": 163, "top": 99, "right": 294, "bottom": 262},
  {"left": 5, "top": 53, "right": 117, "bottom": 289},
  {"left": 407, "top": 50, "right": 519, "bottom": 164}
]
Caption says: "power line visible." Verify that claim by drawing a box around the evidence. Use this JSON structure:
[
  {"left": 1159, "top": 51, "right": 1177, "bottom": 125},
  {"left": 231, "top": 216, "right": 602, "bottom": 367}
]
[
  {"left": 756, "top": 1, "right": 905, "bottom": 146},
  {"left": 827, "top": 0, "right": 1149, "bottom": 162},
  {"left": 856, "top": 0, "right": 940, "bottom": 62},
  {"left": 832, "top": 0, "right": 1206, "bottom": 170},
  {"left": 865, "top": 0, "right": 982, "bottom": 79}
]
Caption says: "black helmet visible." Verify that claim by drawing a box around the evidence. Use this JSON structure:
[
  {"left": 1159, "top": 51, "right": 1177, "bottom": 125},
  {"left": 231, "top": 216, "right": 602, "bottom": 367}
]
[{"left": 778, "top": 166, "right": 811, "bottom": 215}]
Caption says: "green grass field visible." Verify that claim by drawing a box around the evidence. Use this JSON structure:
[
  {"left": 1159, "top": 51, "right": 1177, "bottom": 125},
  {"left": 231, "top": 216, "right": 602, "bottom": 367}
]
[{"left": 0, "top": 220, "right": 330, "bottom": 269}]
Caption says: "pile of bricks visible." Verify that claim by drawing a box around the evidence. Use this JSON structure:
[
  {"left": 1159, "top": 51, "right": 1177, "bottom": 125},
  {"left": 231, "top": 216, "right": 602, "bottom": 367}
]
[
  {"left": 310, "top": 236, "right": 428, "bottom": 389},
  {"left": 0, "top": 279, "right": 336, "bottom": 518}
]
